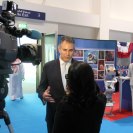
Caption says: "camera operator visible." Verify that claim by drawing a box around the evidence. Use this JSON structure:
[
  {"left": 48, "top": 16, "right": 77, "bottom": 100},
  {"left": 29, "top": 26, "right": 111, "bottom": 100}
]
[{"left": 0, "top": 1, "right": 42, "bottom": 132}]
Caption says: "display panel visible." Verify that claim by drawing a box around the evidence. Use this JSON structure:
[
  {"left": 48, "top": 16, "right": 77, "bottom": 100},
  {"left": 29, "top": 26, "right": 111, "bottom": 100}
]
[{"left": 73, "top": 49, "right": 115, "bottom": 80}]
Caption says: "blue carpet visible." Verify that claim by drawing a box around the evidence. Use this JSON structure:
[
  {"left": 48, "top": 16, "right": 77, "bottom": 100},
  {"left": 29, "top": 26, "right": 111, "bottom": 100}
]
[
  {"left": 101, "top": 117, "right": 133, "bottom": 133},
  {"left": 0, "top": 93, "right": 47, "bottom": 133},
  {"left": 0, "top": 93, "right": 133, "bottom": 133}
]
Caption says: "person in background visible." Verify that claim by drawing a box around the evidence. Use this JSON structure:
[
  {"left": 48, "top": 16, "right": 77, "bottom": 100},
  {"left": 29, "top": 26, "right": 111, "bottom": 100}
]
[
  {"left": 104, "top": 66, "right": 117, "bottom": 102},
  {"left": 127, "top": 63, "right": 133, "bottom": 111},
  {"left": 8, "top": 58, "right": 25, "bottom": 101},
  {"left": 52, "top": 62, "right": 107, "bottom": 133},
  {"left": 114, "top": 69, "right": 120, "bottom": 92},
  {"left": 37, "top": 36, "right": 77, "bottom": 133}
]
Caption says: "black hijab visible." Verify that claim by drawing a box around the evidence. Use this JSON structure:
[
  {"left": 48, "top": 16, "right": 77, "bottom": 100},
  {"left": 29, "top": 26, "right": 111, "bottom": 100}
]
[{"left": 64, "top": 62, "right": 98, "bottom": 108}]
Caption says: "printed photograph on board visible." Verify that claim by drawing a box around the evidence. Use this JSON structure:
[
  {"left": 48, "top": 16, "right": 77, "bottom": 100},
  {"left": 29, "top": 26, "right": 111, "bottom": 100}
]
[
  {"left": 73, "top": 50, "right": 84, "bottom": 61},
  {"left": 84, "top": 50, "right": 98, "bottom": 64},
  {"left": 105, "top": 64, "right": 116, "bottom": 80},
  {"left": 105, "top": 51, "right": 115, "bottom": 62},
  {"left": 73, "top": 50, "right": 83, "bottom": 57},
  {"left": 98, "top": 71, "right": 104, "bottom": 79},
  {"left": 98, "top": 60, "right": 105, "bottom": 70},
  {"left": 105, "top": 64, "right": 115, "bottom": 71},
  {"left": 93, "top": 68, "right": 98, "bottom": 79},
  {"left": 99, "top": 51, "right": 105, "bottom": 59}
]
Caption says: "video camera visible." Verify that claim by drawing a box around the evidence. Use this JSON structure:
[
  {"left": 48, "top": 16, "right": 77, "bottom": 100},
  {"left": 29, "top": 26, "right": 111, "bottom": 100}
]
[{"left": 0, "top": 0, "right": 42, "bottom": 100}]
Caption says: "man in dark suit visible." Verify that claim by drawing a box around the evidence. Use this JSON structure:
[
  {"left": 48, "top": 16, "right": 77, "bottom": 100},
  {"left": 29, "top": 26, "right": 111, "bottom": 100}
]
[{"left": 37, "top": 36, "right": 76, "bottom": 133}]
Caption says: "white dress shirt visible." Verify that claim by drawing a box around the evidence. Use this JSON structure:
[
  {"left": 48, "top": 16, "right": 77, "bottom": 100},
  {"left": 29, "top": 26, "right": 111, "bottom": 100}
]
[{"left": 60, "top": 58, "right": 71, "bottom": 91}]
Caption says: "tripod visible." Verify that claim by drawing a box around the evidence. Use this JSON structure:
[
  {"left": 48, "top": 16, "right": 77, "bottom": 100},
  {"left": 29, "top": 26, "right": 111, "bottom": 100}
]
[
  {"left": 0, "top": 100, "right": 14, "bottom": 133},
  {"left": 0, "top": 74, "right": 14, "bottom": 133}
]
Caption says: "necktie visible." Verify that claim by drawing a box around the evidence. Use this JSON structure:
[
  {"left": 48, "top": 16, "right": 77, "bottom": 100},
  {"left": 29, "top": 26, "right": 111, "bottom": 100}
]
[{"left": 62, "top": 63, "right": 68, "bottom": 90}]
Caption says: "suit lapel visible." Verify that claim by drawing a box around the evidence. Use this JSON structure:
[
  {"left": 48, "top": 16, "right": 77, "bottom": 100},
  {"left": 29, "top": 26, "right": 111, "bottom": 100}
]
[{"left": 55, "top": 59, "right": 64, "bottom": 90}]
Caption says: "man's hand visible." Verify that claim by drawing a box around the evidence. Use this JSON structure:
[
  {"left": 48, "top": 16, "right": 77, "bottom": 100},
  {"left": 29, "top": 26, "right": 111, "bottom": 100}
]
[{"left": 42, "top": 86, "right": 55, "bottom": 103}]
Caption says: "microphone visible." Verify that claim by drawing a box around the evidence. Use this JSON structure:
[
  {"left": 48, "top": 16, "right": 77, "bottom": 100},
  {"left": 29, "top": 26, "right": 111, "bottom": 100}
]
[
  {"left": 8, "top": 27, "right": 42, "bottom": 40},
  {"left": 27, "top": 30, "right": 42, "bottom": 40}
]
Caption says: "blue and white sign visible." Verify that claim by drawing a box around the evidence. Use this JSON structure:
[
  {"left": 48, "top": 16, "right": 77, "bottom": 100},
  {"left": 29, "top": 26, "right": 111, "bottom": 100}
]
[
  {"left": 16, "top": 9, "right": 45, "bottom": 20},
  {"left": 0, "top": 6, "right": 45, "bottom": 20}
]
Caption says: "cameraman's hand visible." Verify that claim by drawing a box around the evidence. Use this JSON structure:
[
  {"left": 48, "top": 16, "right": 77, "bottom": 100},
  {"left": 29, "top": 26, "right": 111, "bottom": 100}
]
[{"left": 43, "top": 86, "right": 55, "bottom": 103}]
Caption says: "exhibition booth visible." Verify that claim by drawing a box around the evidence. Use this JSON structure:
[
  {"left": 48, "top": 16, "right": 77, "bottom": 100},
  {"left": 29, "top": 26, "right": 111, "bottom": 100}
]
[{"left": 58, "top": 35, "right": 133, "bottom": 111}]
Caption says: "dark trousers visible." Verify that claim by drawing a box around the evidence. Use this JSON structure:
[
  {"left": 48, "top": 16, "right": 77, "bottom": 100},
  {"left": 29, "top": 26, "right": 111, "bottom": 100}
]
[
  {"left": 47, "top": 119, "right": 54, "bottom": 133},
  {"left": 46, "top": 103, "right": 56, "bottom": 133}
]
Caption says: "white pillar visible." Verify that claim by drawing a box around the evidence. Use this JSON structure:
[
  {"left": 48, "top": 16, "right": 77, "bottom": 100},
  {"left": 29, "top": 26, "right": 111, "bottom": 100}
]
[{"left": 98, "top": 0, "right": 110, "bottom": 40}]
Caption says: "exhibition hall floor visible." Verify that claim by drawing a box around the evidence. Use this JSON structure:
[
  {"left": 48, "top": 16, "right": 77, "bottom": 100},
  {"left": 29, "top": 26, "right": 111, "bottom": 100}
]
[
  {"left": 104, "top": 92, "right": 133, "bottom": 121},
  {"left": 0, "top": 93, "right": 133, "bottom": 133}
]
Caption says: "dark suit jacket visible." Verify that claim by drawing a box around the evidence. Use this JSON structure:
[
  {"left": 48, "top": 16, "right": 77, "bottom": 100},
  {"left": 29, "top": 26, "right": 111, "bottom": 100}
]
[
  {"left": 37, "top": 58, "right": 77, "bottom": 121},
  {"left": 52, "top": 93, "right": 107, "bottom": 133}
]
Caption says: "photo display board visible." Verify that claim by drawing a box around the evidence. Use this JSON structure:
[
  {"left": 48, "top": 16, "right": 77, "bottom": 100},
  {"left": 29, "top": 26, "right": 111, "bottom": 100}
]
[
  {"left": 58, "top": 35, "right": 117, "bottom": 81},
  {"left": 73, "top": 49, "right": 115, "bottom": 80},
  {"left": 58, "top": 36, "right": 133, "bottom": 110}
]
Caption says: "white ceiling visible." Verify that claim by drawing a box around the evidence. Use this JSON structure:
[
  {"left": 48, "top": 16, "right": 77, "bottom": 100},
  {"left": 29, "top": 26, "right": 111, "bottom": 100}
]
[
  {"left": 10, "top": 0, "right": 133, "bottom": 41},
  {"left": 22, "top": 0, "right": 45, "bottom": 4}
]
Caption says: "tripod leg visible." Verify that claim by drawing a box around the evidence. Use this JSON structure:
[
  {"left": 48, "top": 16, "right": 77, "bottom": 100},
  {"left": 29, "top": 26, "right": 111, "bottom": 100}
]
[
  {"left": 7, "top": 124, "right": 14, "bottom": 133},
  {"left": 3, "top": 110, "right": 14, "bottom": 133}
]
